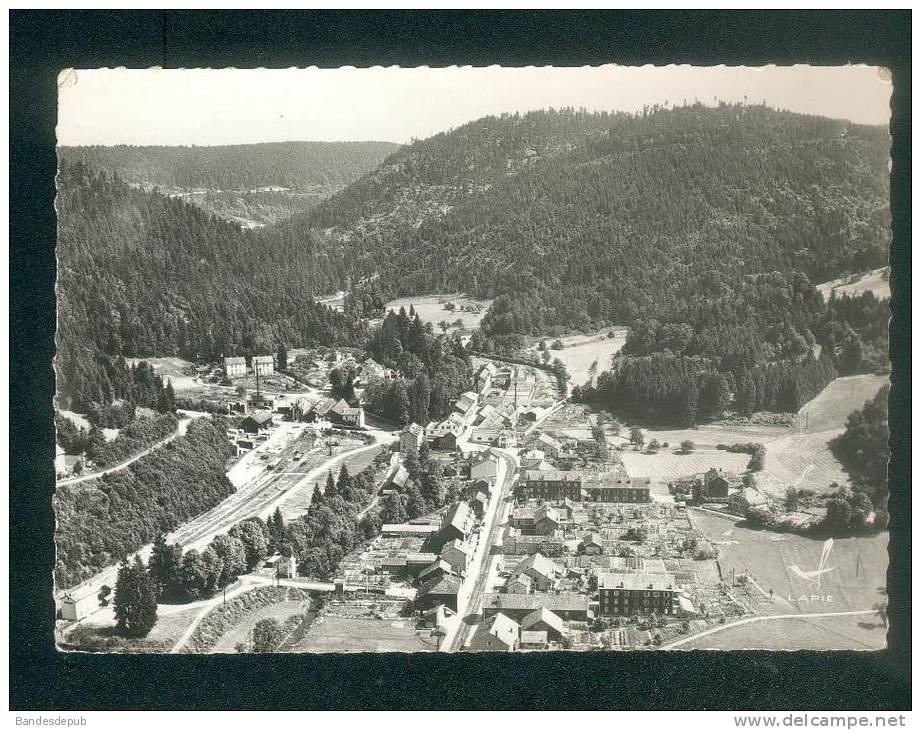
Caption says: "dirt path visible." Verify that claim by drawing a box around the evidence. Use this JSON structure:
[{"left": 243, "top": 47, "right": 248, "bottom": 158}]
[{"left": 57, "top": 416, "right": 192, "bottom": 487}]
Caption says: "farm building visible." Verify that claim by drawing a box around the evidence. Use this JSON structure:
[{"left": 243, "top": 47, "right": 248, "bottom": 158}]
[
  {"left": 60, "top": 583, "right": 105, "bottom": 621},
  {"left": 415, "top": 574, "right": 463, "bottom": 613},
  {"left": 329, "top": 399, "right": 365, "bottom": 428},
  {"left": 728, "top": 487, "right": 770, "bottom": 515},
  {"left": 521, "top": 607, "right": 566, "bottom": 640}
]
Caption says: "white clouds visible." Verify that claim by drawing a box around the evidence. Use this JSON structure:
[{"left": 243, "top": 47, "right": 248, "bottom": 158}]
[{"left": 57, "top": 65, "right": 892, "bottom": 146}]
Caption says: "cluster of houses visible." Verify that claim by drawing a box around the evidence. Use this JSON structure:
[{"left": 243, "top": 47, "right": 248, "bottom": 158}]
[
  {"left": 223, "top": 354, "right": 275, "bottom": 380},
  {"left": 670, "top": 467, "right": 770, "bottom": 516}
]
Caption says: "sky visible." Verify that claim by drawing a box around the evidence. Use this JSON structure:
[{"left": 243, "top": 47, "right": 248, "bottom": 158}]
[{"left": 57, "top": 65, "right": 892, "bottom": 147}]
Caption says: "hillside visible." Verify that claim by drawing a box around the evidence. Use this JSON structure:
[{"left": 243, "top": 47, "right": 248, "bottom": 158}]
[
  {"left": 270, "top": 104, "right": 890, "bottom": 425},
  {"left": 55, "top": 162, "right": 365, "bottom": 410},
  {"left": 58, "top": 141, "right": 399, "bottom": 227}
]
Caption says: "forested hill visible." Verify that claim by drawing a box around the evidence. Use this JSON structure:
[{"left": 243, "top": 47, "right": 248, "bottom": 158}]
[
  {"left": 57, "top": 141, "right": 399, "bottom": 192},
  {"left": 55, "top": 162, "right": 365, "bottom": 410}
]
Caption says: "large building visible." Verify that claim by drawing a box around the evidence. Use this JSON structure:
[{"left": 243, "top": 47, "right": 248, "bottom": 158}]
[
  {"left": 253, "top": 355, "right": 275, "bottom": 375},
  {"left": 523, "top": 469, "right": 651, "bottom": 503},
  {"left": 223, "top": 356, "right": 247, "bottom": 379},
  {"left": 482, "top": 592, "right": 590, "bottom": 622},
  {"left": 400, "top": 423, "right": 426, "bottom": 454},
  {"left": 598, "top": 572, "right": 678, "bottom": 616},
  {"left": 241, "top": 410, "right": 273, "bottom": 434}
]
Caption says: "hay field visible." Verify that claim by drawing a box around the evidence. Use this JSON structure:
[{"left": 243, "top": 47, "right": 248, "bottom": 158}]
[
  {"left": 527, "top": 330, "right": 629, "bottom": 386},
  {"left": 385, "top": 293, "right": 492, "bottom": 334},
  {"left": 125, "top": 356, "right": 199, "bottom": 391},
  {"left": 620, "top": 448, "right": 751, "bottom": 483},
  {"left": 816, "top": 267, "right": 890, "bottom": 302}
]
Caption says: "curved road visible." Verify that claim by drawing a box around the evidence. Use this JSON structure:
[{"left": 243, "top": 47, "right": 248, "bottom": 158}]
[
  {"left": 56, "top": 416, "right": 193, "bottom": 487},
  {"left": 662, "top": 609, "right": 879, "bottom": 650}
]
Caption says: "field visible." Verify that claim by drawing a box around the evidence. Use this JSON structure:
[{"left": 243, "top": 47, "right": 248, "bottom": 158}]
[
  {"left": 689, "top": 508, "right": 888, "bottom": 618},
  {"left": 384, "top": 293, "right": 492, "bottom": 334},
  {"left": 624, "top": 374, "right": 888, "bottom": 497},
  {"left": 125, "top": 356, "right": 200, "bottom": 392},
  {"left": 817, "top": 267, "right": 890, "bottom": 302},
  {"left": 294, "top": 614, "right": 437, "bottom": 652},
  {"left": 209, "top": 599, "right": 310, "bottom": 653},
  {"left": 673, "top": 612, "right": 886, "bottom": 651},
  {"left": 527, "top": 329, "right": 629, "bottom": 386},
  {"left": 620, "top": 448, "right": 750, "bottom": 484},
  {"left": 60, "top": 604, "right": 201, "bottom": 653}
]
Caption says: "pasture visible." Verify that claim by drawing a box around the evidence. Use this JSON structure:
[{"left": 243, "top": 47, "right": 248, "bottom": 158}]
[
  {"left": 620, "top": 448, "right": 750, "bottom": 483},
  {"left": 125, "top": 356, "right": 200, "bottom": 392},
  {"left": 816, "top": 267, "right": 890, "bottom": 302},
  {"left": 527, "top": 329, "right": 628, "bottom": 386}
]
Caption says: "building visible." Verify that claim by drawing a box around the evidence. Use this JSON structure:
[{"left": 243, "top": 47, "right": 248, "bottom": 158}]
[
  {"left": 401, "top": 423, "right": 426, "bottom": 454},
  {"left": 381, "top": 523, "right": 439, "bottom": 538},
  {"left": 470, "top": 449, "right": 500, "bottom": 484},
  {"left": 241, "top": 410, "right": 273, "bottom": 434},
  {"left": 533, "top": 506, "right": 562, "bottom": 536},
  {"left": 481, "top": 592, "right": 590, "bottom": 622},
  {"left": 440, "top": 539, "right": 472, "bottom": 575},
  {"left": 60, "top": 583, "right": 104, "bottom": 621},
  {"left": 520, "top": 607, "right": 566, "bottom": 640},
  {"left": 380, "top": 551, "right": 439, "bottom": 579},
  {"left": 502, "top": 533, "right": 565, "bottom": 557},
  {"left": 693, "top": 468, "right": 731, "bottom": 502},
  {"left": 470, "top": 491, "right": 489, "bottom": 519},
  {"left": 417, "top": 559, "right": 454, "bottom": 585},
  {"left": 598, "top": 572, "right": 678, "bottom": 616},
  {"left": 520, "top": 630, "right": 549, "bottom": 650},
  {"left": 431, "top": 412, "right": 466, "bottom": 449},
  {"left": 329, "top": 398, "right": 365, "bottom": 428},
  {"left": 276, "top": 555, "right": 298, "bottom": 578},
  {"left": 580, "top": 533, "right": 603, "bottom": 555},
  {"left": 454, "top": 391, "right": 480, "bottom": 425},
  {"left": 514, "top": 553, "right": 562, "bottom": 591},
  {"left": 304, "top": 397, "right": 336, "bottom": 423},
  {"left": 476, "top": 363, "right": 498, "bottom": 394},
  {"left": 523, "top": 470, "right": 583, "bottom": 500},
  {"left": 469, "top": 613, "right": 520, "bottom": 652},
  {"left": 526, "top": 433, "right": 563, "bottom": 458},
  {"left": 729, "top": 487, "right": 770, "bottom": 515},
  {"left": 252, "top": 355, "right": 275, "bottom": 375},
  {"left": 387, "top": 464, "right": 410, "bottom": 490},
  {"left": 430, "top": 502, "right": 475, "bottom": 551},
  {"left": 505, "top": 573, "right": 532, "bottom": 594},
  {"left": 223, "top": 356, "right": 247, "bottom": 379},
  {"left": 415, "top": 573, "right": 463, "bottom": 612}
]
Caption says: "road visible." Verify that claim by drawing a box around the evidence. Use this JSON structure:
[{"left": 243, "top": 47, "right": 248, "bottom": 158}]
[
  {"left": 444, "top": 446, "right": 519, "bottom": 652},
  {"left": 56, "top": 416, "right": 193, "bottom": 487},
  {"left": 662, "top": 609, "right": 879, "bottom": 650},
  {"left": 57, "top": 421, "right": 398, "bottom": 610}
]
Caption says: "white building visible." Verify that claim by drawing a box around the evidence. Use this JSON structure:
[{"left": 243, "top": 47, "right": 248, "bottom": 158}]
[{"left": 223, "top": 356, "right": 247, "bottom": 379}]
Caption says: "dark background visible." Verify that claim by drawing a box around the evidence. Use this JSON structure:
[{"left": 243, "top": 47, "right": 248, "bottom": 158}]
[{"left": 10, "top": 10, "right": 911, "bottom": 711}]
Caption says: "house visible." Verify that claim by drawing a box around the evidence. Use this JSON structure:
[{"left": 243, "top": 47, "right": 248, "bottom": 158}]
[
  {"left": 729, "top": 487, "right": 770, "bottom": 515},
  {"left": 430, "top": 502, "right": 475, "bottom": 551},
  {"left": 598, "top": 572, "right": 679, "bottom": 616},
  {"left": 388, "top": 464, "right": 410, "bottom": 490},
  {"left": 520, "top": 607, "right": 566, "bottom": 640},
  {"left": 481, "top": 592, "right": 590, "bottom": 622},
  {"left": 520, "top": 630, "right": 549, "bottom": 650},
  {"left": 453, "top": 391, "right": 480, "bottom": 425},
  {"left": 527, "top": 433, "right": 563, "bottom": 458},
  {"left": 417, "top": 559, "right": 454, "bottom": 585},
  {"left": 55, "top": 445, "right": 74, "bottom": 476},
  {"left": 432, "top": 412, "right": 466, "bottom": 449},
  {"left": 60, "top": 583, "right": 105, "bottom": 621},
  {"left": 381, "top": 523, "right": 439, "bottom": 538},
  {"left": 580, "top": 533, "right": 603, "bottom": 556},
  {"left": 470, "top": 491, "right": 489, "bottom": 519},
  {"left": 241, "top": 410, "right": 273, "bottom": 434},
  {"left": 421, "top": 604, "right": 453, "bottom": 629},
  {"left": 694, "top": 468, "right": 731, "bottom": 502},
  {"left": 329, "top": 399, "right": 365, "bottom": 428},
  {"left": 476, "top": 363, "right": 498, "bottom": 394},
  {"left": 519, "top": 449, "right": 546, "bottom": 469},
  {"left": 533, "top": 506, "right": 561, "bottom": 536},
  {"left": 580, "top": 471, "right": 652, "bottom": 503},
  {"left": 415, "top": 573, "right": 463, "bottom": 613},
  {"left": 514, "top": 553, "right": 562, "bottom": 591},
  {"left": 380, "top": 551, "right": 439, "bottom": 579},
  {"left": 509, "top": 507, "right": 538, "bottom": 534},
  {"left": 469, "top": 613, "right": 520, "bottom": 652},
  {"left": 304, "top": 397, "right": 336, "bottom": 423},
  {"left": 356, "top": 357, "right": 390, "bottom": 385},
  {"left": 473, "top": 403, "right": 501, "bottom": 428},
  {"left": 505, "top": 573, "right": 532, "bottom": 594},
  {"left": 400, "top": 423, "right": 426, "bottom": 454},
  {"left": 440, "top": 539, "right": 472, "bottom": 575},
  {"left": 502, "top": 533, "right": 565, "bottom": 557},
  {"left": 470, "top": 449, "right": 500, "bottom": 484},
  {"left": 253, "top": 355, "right": 275, "bottom": 375},
  {"left": 223, "top": 356, "right": 247, "bottom": 379}
]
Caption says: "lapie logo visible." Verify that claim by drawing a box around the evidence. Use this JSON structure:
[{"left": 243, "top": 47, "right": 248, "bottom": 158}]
[{"left": 787, "top": 538, "right": 836, "bottom": 603}]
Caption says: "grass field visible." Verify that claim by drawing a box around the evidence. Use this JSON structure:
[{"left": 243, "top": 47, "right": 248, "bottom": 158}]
[
  {"left": 675, "top": 613, "right": 887, "bottom": 651},
  {"left": 527, "top": 329, "right": 629, "bottom": 386},
  {"left": 385, "top": 293, "right": 492, "bottom": 334},
  {"left": 689, "top": 509, "right": 888, "bottom": 617},
  {"left": 624, "top": 374, "right": 888, "bottom": 497},
  {"left": 620, "top": 448, "right": 750, "bottom": 483},
  {"left": 816, "top": 268, "right": 890, "bottom": 302},
  {"left": 125, "top": 356, "right": 200, "bottom": 392},
  {"left": 295, "top": 615, "right": 438, "bottom": 652}
]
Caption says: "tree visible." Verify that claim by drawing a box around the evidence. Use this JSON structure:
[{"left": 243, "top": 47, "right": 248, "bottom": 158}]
[
  {"left": 680, "top": 439, "right": 695, "bottom": 453},
  {"left": 540, "top": 350, "right": 551, "bottom": 365},
  {"left": 231, "top": 520, "right": 269, "bottom": 570},
  {"left": 324, "top": 470, "right": 337, "bottom": 499},
  {"left": 269, "top": 507, "right": 287, "bottom": 550},
  {"left": 148, "top": 534, "right": 182, "bottom": 598},
  {"left": 784, "top": 487, "right": 800, "bottom": 512},
  {"left": 336, "top": 464, "right": 353, "bottom": 498},
  {"left": 629, "top": 427, "right": 645, "bottom": 449},
  {"left": 277, "top": 343, "right": 288, "bottom": 372},
  {"left": 438, "top": 321, "right": 450, "bottom": 333},
  {"left": 113, "top": 556, "right": 158, "bottom": 637},
  {"left": 647, "top": 439, "right": 661, "bottom": 453},
  {"left": 252, "top": 617, "right": 284, "bottom": 652},
  {"left": 380, "top": 492, "right": 408, "bottom": 524},
  {"left": 209, "top": 534, "right": 247, "bottom": 587}
]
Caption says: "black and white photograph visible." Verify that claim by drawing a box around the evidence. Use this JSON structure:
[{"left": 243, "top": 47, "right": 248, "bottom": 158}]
[{"left": 50, "top": 63, "right": 894, "bottom": 656}]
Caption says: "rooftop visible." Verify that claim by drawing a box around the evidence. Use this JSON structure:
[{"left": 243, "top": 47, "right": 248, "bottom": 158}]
[{"left": 598, "top": 572, "right": 676, "bottom": 592}]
